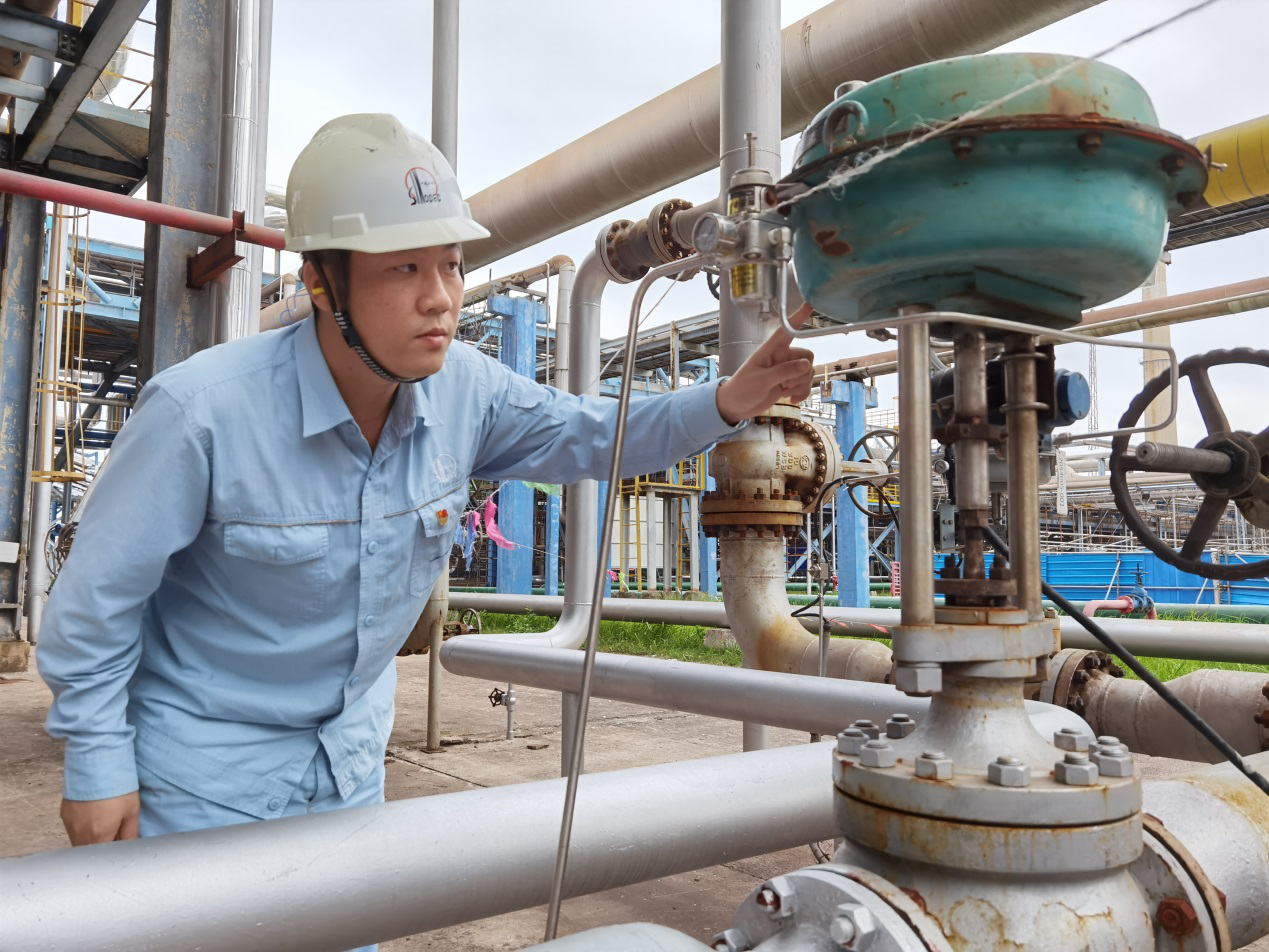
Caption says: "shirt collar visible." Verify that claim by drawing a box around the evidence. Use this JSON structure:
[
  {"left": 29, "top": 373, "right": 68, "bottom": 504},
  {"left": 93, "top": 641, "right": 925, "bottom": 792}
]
[{"left": 296, "top": 317, "right": 443, "bottom": 438}]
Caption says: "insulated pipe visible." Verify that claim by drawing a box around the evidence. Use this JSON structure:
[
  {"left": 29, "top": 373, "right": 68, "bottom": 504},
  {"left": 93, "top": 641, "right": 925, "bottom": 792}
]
[
  {"left": 1082, "top": 667, "right": 1269, "bottom": 764},
  {"left": 440, "top": 638, "right": 1089, "bottom": 739},
  {"left": 447, "top": 592, "right": 1269, "bottom": 665},
  {"left": 466, "top": 255, "right": 607, "bottom": 650},
  {"left": 719, "top": 535, "right": 893, "bottom": 681},
  {"left": 1143, "top": 749, "right": 1269, "bottom": 949},
  {"left": 811, "top": 276, "right": 1269, "bottom": 382},
  {"left": 463, "top": 255, "right": 575, "bottom": 308},
  {"left": 0, "top": 168, "right": 287, "bottom": 250},
  {"left": 0, "top": 742, "right": 842, "bottom": 951},
  {"left": 431, "top": 0, "right": 459, "bottom": 168},
  {"left": 211, "top": 0, "right": 265, "bottom": 344},
  {"left": 461, "top": 0, "right": 1102, "bottom": 270}
]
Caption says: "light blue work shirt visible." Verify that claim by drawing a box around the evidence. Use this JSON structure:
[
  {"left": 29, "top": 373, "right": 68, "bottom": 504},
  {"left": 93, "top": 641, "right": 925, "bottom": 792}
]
[{"left": 40, "top": 317, "right": 739, "bottom": 819}]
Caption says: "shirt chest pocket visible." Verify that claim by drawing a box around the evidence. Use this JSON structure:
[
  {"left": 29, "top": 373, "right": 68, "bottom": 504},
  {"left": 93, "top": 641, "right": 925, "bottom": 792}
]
[
  {"left": 409, "top": 486, "right": 467, "bottom": 597},
  {"left": 223, "top": 522, "right": 329, "bottom": 619}
]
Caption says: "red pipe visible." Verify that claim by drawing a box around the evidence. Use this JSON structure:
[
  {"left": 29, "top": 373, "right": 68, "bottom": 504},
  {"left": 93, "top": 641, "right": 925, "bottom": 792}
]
[
  {"left": 1083, "top": 597, "right": 1136, "bottom": 618},
  {"left": 0, "top": 168, "right": 287, "bottom": 251}
]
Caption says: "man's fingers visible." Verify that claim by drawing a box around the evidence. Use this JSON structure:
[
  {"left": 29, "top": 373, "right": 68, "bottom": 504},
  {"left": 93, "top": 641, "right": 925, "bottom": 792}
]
[{"left": 789, "top": 301, "right": 813, "bottom": 331}]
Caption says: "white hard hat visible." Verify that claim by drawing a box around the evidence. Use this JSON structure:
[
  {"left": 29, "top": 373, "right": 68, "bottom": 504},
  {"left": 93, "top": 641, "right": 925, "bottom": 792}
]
[{"left": 285, "top": 113, "right": 490, "bottom": 254}]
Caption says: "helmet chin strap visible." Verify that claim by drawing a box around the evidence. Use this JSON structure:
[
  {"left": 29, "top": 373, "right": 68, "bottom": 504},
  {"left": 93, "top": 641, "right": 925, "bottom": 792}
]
[{"left": 312, "top": 259, "right": 427, "bottom": 385}]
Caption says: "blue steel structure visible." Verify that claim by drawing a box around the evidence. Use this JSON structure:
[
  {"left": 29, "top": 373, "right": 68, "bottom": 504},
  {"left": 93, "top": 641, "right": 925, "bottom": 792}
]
[{"left": 825, "top": 379, "right": 878, "bottom": 607}]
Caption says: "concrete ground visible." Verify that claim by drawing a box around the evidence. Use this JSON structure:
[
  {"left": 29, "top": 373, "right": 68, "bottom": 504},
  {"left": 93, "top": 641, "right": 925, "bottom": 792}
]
[{"left": 3, "top": 647, "right": 1266, "bottom": 950}]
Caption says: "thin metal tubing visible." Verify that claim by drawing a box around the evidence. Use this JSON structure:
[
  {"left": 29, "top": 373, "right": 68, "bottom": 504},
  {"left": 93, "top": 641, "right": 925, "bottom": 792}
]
[
  {"left": 897, "top": 318, "right": 935, "bottom": 626},
  {"left": 775, "top": 294, "right": 1180, "bottom": 444},
  {"left": 544, "top": 255, "right": 703, "bottom": 940}
]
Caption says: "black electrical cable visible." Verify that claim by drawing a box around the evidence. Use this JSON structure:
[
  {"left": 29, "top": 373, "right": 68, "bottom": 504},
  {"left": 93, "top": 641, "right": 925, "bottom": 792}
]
[{"left": 981, "top": 523, "right": 1269, "bottom": 796}]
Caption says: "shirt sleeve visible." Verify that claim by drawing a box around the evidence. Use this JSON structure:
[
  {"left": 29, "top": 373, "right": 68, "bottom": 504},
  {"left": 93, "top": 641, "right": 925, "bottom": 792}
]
[
  {"left": 39, "top": 384, "right": 211, "bottom": 801},
  {"left": 470, "top": 361, "right": 744, "bottom": 483}
]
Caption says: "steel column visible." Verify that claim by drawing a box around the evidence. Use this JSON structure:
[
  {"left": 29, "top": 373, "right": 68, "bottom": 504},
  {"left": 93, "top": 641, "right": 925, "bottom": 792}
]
[
  {"left": 0, "top": 195, "right": 43, "bottom": 653},
  {"left": 826, "top": 378, "right": 876, "bottom": 607},
  {"left": 488, "top": 293, "right": 538, "bottom": 594},
  {"left": 139, "top": 0, "right": 227, "bottom": 380}
]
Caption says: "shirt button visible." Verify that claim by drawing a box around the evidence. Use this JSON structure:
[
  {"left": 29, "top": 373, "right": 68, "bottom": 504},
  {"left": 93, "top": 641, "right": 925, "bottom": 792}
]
[
  {"left": 348, "top": 675, "right": 360, "bottom": 688},
  {"left": 367, "top": 541, "right": 380, "bottom": 554},
  {"left": 364, "top": 614, "right": 376, "bottom": 627},
  {"left": 267, "top": 797, "right": 283, "bottom": 812}
]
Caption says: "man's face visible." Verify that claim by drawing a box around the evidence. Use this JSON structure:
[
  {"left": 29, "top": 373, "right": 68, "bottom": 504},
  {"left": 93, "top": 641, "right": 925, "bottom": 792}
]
[{"left": 343, "top": 244, "right": 464, "bottom": 379}]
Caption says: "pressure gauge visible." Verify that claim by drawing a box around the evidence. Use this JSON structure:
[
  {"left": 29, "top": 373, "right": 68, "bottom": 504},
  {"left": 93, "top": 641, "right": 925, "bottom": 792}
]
[{"left": 692, "top": 213, "right": 739, "bottom": 258}]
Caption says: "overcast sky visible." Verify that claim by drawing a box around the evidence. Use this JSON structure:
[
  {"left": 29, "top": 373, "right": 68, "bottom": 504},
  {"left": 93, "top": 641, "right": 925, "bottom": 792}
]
[{"left": 95, "top": 0, "right": 1269, "bottom": 446}]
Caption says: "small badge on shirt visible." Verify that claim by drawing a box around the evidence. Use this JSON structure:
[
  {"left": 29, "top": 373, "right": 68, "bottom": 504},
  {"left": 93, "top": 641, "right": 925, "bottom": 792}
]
[{"left": 437, "top": 509, "right": 449, "bottom": 527}]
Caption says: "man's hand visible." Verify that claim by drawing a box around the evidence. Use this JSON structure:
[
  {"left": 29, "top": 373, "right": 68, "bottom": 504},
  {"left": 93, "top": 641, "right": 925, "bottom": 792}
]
[
  {"left": 716, "top": 303, "right": 816, "bottom": 426},
  {"left": 61, "top": 792, "right": 140, "bottom": 846}
]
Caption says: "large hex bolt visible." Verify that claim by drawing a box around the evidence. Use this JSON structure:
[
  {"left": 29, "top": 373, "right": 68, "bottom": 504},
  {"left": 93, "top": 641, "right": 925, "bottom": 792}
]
[
  {"left": 1055, "top": 751, "right": 1100, "bottom": 785},
  {"left": 860, "top": 739, "right": 898, "bottom": 768},
  {"left": 711, "top": 928, "right": 753, "bottom": 951},
  {"left": 837, "top": 728, "right": 868, "bottom": 756},
  {"left": 1090, "top": 734, "right": 1121, "bottom": 755},
  {"left": 987, "top": 754, "right": 1031, "bottom": 787},
  {"left": 1156, "top": 898, "right": 1200, "bottom": 938},
  {"left": 850, "top": 719, "right": 881, "bottom": 740},
  {"left": 886, "top": 713, "right": 917, "bottom": 738},
  {"left": 1054, "top": 727, "right": 1091, "bottom": 752},
  {"left": 1092, "top": 742, "right": 1134, "bottom": 778},
  {"left": 755, "top": 876, "right": 795, "bottom": 919},
  {"left": 829, "top": 902, "right": 877, "bottom": 950},
  {"left": 915, "top": 750, "right": 953, "bottom": 780},
  {"left": 894, "top": 661, "right": 942, "bottom": 697}
]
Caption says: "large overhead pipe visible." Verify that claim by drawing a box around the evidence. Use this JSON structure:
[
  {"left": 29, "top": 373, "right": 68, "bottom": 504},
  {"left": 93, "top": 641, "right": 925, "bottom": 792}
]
[
  {"left": 0, "top": 742, "right": 842, "bottom": 951},
  {"left": 448, "top": 590, "right": 1269, "bottom": 666},
  {"left": 0, "top": 167, "right": 286, "bottom": 250},
  {"left": 813, "top": 276, "right": 1269, "bottom": 381},
  {"left": 462, "top": 0, "right": 1102, "bottom": 271},
  {"left": 440, "top": 638, "right": 1089, "bottom": 739}
]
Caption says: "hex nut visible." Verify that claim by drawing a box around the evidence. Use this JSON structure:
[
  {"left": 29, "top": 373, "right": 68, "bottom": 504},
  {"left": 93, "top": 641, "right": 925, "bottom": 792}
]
[
  {"left": 1055, "top": 752, "right": 1100, "bottom": 785},
  {"left": 859, "top": 739, "right": 898, "bottom": 768},
  {"left": 915, "top": 750, "right": 953, "bottom": 780},
  {"left": 1092, "top": 744, "right": 1135, "bottom": 778},
  {"left": 894, "top": 662, "right": 942, "bottom": 696},
  {"left": 850, "top": 719, "right": 881, "bottom": 740},
  {"left": 755, "top": 876, "right": 795, "bottom": 919},
  {"left": 829, "top": 902, "right": 877, "bottom": 950},
  {"left": 885, "top": 713, "right": 917, "bottom": 738},
  {"left": 1091, "top": 734, "right": 1121, "bottom": 755},
  {"left": 711, "top": 928, "right": 752, "bottom": 951},
  {"left": 1156, "top": 898, "right": 1199, "bottom": 937},
  {"left": 987, "top": 755, "right": 1031, "bottom": 787},
  {"left": 837, "top": 728, "right": 868, "bottom": 756},
  {"left": 1054, "top": 727, "right": 1091, "bottom": 752}
]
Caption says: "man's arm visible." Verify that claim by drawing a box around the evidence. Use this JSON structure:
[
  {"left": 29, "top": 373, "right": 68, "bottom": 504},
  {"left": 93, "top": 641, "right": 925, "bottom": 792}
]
[
  {"left": 39, "top": 384, "right": 211, "bottom": 844},
  {"left": 470, "top": 306, "right": 814, "bottom": 482}
]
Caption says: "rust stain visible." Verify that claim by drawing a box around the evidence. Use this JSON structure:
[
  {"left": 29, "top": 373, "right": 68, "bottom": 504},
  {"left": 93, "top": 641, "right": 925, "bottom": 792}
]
[
  {"left": 812, "top": 226, "right": 852, "bottom": 257},
  {"left": 882, "top": 97, "right": 897, "bottom": 120},
  {"left": 949, "top": 90, "right": 968, "bottom": 102}
]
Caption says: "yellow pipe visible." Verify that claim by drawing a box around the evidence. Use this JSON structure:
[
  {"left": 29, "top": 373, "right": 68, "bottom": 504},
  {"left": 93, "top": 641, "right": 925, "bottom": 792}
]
[{"left": 1195, "top": 115, "right": 1269, "bottom": 207}]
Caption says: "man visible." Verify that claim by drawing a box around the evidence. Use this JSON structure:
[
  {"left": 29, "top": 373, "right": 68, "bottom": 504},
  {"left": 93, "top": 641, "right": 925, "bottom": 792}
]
[{"left": 40, "top": 115, "right": 813, "bottom": 854}]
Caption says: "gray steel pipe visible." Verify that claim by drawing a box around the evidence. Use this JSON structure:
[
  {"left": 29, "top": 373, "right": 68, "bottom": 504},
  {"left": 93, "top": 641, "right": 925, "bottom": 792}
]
[
  {"left": 1142, "top": 749, "right": 1269, "bottom": 949},
  {"left": 440, "top": 638, "right": 1091, "bottom": 740},
  {"left": 431, "top": 0, "right": 459, "bottom": 168},
  {"left": 525, "top": 924, "right": 712, "bottom": 952},
  {"left": 462, "top": 0, "right": 1101, "bottom": 270},
  {"left": 448, "top": 591, "right": 1269, "bottom": 665},
  {"left": 0, "top": 742, "right": 841, "bottom": 951}
]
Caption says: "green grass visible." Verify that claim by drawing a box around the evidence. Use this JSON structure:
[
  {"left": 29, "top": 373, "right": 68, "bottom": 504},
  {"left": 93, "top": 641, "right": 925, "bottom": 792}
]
[{"left": 472, "top": 611, "right": 1269, "bottom": 682}]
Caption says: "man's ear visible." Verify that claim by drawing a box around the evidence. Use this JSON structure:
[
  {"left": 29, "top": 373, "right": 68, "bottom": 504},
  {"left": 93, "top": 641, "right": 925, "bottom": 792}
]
[{"left": 300, "top": 260, "right": 331, "bottom": 317}]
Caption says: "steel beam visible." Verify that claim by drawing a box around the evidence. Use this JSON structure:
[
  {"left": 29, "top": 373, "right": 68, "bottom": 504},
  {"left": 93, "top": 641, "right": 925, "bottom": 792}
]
[
  {"left": 0, "top": 195, "right": 44, "bottom": 650},
  {"left": 0, "top": 6, "right": 78, "bottom": 64},
  {"left": 138, "top": 0, "right": 225, "bottom": 380},
  {"left": 20, "top": 0, "right": 150, "bottom": 165}
]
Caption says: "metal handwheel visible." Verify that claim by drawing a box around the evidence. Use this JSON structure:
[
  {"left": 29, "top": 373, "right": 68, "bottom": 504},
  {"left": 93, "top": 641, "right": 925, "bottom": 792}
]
[
  {"left": 846, "top": 428, "right": 899, "bottom": 521},
  {"left": 1110, "top": 348, "right": 1269, "bottom": 581}
]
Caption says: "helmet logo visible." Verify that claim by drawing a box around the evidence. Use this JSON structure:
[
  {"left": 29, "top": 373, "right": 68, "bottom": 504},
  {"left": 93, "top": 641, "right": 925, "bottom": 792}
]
[{"left": 405, "top": 166, "right": 442, "bottom": 205}]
